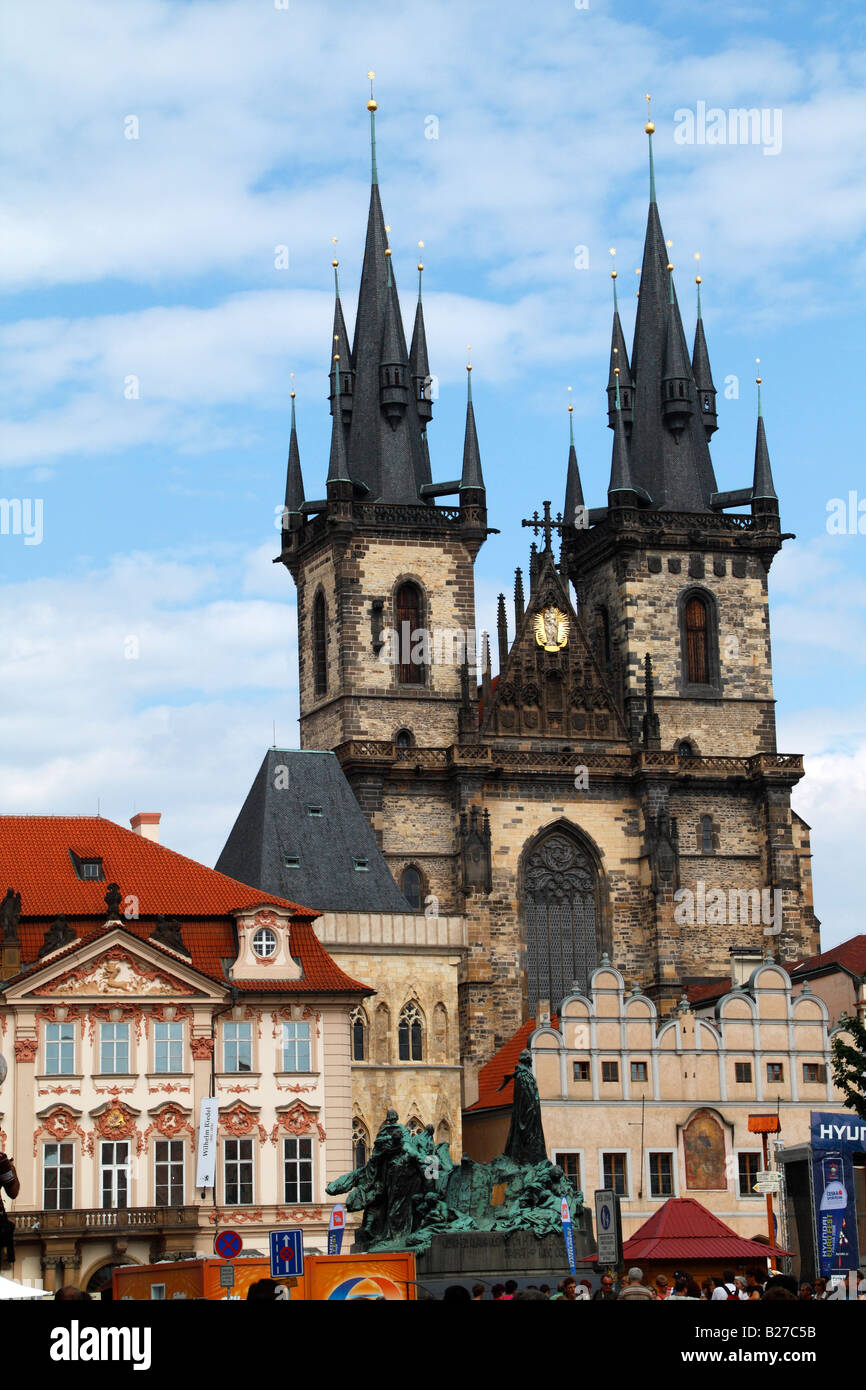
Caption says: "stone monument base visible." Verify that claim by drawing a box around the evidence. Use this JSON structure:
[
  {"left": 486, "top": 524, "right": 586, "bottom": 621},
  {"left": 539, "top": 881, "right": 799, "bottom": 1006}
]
[{"left": 407, "top": 1208, "right": 596, "bottom": 1294}]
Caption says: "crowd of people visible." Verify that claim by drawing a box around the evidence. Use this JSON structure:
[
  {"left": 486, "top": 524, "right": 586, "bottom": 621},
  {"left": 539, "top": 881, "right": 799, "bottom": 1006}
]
[{"left": 439, "top": 1267, "right": 866, "bottom": 1301}]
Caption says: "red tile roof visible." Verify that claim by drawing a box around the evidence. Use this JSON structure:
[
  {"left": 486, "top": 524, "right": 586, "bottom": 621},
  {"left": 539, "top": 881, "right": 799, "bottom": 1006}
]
[
  {"left": 604, "top": 1197, "right": 789, "bottom": 1262},
  {"left": 0, "top": 814, "right": 318, "bottom": 919},
  {"left": 0, "top": 816, "right": 369, "bottom": 997},
  {"left": 789, "top": 934, "right": 866, "bottom": 981},
  {"left": 465, "top": 1015, "right": 558, "bottom": 1112},
  {"left": 686, "top": 978, "right": 732, "bottom": 1007}
]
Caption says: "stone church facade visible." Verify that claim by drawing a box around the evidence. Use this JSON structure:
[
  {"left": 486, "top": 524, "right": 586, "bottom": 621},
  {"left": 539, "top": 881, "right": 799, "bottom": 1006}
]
[{"left": 276, "top": 96, "right": 819, "bottom": 1072}]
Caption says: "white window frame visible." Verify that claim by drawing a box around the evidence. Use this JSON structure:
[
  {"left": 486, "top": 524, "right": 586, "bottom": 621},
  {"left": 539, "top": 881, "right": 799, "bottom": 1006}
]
[
  {"left": 100, "top": 1140, "right": 130, "bottom": 1210},
  {"left": 223, "top": 1022, "right": 253, "bottom": 1073},
  {"left": 153, "top": 1021, "right": 184, "bottom": 1074},
  {"left": 45, "top": 1022, "right": 75, "bottom": 1076},
  {"left": 599, "top": 1148, "right": 630, "bottom": 1199},
  {"left": 252, "top": 927, "right": 277, "bottom": 958},
  {"left": 646, "top": 1148, "right": 678, "bottom": 1200},
  {"left": 281, "top": 1021, "right": 311, "bottom": 1073},
  {"left": 282, "top": 1136, "right": 314, "bottom": 1204},
  {"left": 736, "top": 1149, "right": 763, "bottom": 1199},
  {"left": 99, "top": 1021, "right": 130, "bottom": 1075},
  {"left": 154, "top": 1138, "right": 185, "bottom": 1208},
  {"left": 223, "top": 1137, "right": 254, "bottom": 1206},
  {"left": 43, "top": 1141, "right": 75, "bottom": 1210}
]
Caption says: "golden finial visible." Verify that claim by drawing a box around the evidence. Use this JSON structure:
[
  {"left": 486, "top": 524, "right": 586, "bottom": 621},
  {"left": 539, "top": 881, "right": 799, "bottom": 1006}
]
[
  {"left": 609, "top": 247, "right": 617, "bottom": 279},
  {"left": 694, "top": 250, "right": 701, "bottom": 285},
  {"left": 645, "top": 92, "right": 655, "bottom": 135},
  {"left": 755, "top": 356, "right": 762, "bottom": 385},
  {"left": 290, "top": 370, "right": 295, "bottom": 401},
  {"left": 417, "top": 240, "right": 424, "bottom": 272},
  {"left": 666, "top": 239, "right": 674, "bottom": 270},
  {"left": 466, "top": 344, "right": 472, "bottom": 372},
  {"left": 567, "top": 385, "right": 573, "bottom": 414},
  {"left": 331, "top": 236, "right": 339, "bottom": 269},
  {"left": 614, "top": 366, "right": 620, "bottom": 376},
  {"left": 667, "top": 262, "right": 674, "bottom": 272},
  {"left": 367, "top": 71, "right": 377, "bottom": 112},
  {"left": 384, "top": 222, "right": 392, "bottom": 257}
]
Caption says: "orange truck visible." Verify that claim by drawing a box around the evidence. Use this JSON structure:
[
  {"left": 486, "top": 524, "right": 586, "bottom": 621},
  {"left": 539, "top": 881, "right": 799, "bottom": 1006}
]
[{"left": 113, "top": 1251, "right": 417, "bottom": 1301}]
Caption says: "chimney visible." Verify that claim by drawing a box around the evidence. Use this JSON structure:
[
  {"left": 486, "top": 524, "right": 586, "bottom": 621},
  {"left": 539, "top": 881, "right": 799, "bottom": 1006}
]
[{"left": 130, "top": 812, "right": 161, "bottom": 844}]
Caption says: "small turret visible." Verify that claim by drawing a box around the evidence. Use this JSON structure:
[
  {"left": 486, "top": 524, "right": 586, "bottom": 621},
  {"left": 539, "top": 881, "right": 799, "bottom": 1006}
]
[
  {"left": 563, "top": 392, "right": 585, "bottom": 528},
  {"left": 751, "top": 370, "right": 779, "bottom": 519},
  {"left": 608, "top": 370, "right": 639, "bottom": 508},
  {"left": 691, "top": 258, "right": 717, "bottom": 439},
  {"left": 497, "top": 593, "right": 508, "bottom": 670},
  {"left": 379, "top": 250, "right": 410, "bottom": 429},
  {"left": 514, "top": 567, "right": 525, "bottom": 628},
  {"left": 328, "top": 246, "right": 354, "bottom": 428},
  {"left": 606, "top": 253, "right": 633, "bottom": 434},
  {"left": 283, "top": 376, "right": 305, "bottom": 530},
  {"left": 660, "top": 263, "right": 695, "bottom": 436},
  {"left": 410, "top": 247, "right": 433, "bottom": 426},
  {"left": 459, "top": 358, "right": 485, "bottom": 495}
]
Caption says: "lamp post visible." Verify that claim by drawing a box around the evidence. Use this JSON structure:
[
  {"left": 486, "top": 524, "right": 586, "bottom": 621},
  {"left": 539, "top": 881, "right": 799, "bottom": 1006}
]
[{"left": 748, "top": 1113, "right": 782, "bottom": 1257}]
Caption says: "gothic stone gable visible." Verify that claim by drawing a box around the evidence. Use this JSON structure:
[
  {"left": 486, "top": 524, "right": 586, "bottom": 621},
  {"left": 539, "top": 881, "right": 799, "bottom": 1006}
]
[{"left": 483, "top": 551, "right": 628, "bottom": 741}]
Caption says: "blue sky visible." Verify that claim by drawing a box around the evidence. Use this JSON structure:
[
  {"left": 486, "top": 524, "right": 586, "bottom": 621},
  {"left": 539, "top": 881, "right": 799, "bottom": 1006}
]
[{"left": 1, "top": 0, "right": 865, "bottom": 949}]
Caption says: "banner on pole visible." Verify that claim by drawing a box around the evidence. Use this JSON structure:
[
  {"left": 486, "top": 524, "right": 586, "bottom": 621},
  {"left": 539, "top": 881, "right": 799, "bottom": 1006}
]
[{"left": 195, "top": 1097, "right": 220, "bottom": 1189}]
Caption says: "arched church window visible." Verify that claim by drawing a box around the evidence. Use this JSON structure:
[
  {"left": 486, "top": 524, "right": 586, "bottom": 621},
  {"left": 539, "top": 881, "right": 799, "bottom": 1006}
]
[
  {"left": 350, "top": 1006, "right": 367, "bottom": 1061},
  {"left": 395, "top": 728, "right": 413, "bottom": 753},
  {"left": 401, "top": 865, "right": 423, "bottom": 910},
  {"left": 684, "top": 594, "right": 710, "bottom": 685},
  {"left": 700, "top": 815, "right": 714, "bottom": 855},
  {"left": 398, "top": 1002, "right": 424, "bottom": 1061},
  {"left": 406, "top": 1116, "right": 424, "bottom": 1136},
  {"left": 395, "top": 582, "right": 424, "bottom": 685},
  {"left": 352, "top": 1118, "right": 369, "bottom": 1170},
  {"left": 313, "top": 590, "right": 327, "bottom": 697},
  {"left": 677, "top": 740, "right": 694, "bottom": 760},
  {"left": 523, "top": 831, "right": 599, "bottom": 1013}
]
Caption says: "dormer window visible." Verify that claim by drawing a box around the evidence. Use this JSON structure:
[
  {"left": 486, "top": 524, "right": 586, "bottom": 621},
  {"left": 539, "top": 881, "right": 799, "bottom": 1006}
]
[
  {"left": 252, "top": 927, "right": 277, "bottom": 959},
  {"left": 70, "top": 851, "right": 104, "bottom": 881},
  {"left": 306, "top": 806, "right": 323, "bottom": 818},
  {"left": 353, "top": 858, "right": 369, "bottom": 872},
  {"left": 283, "top": 855, "right": 300, "bottom": 870}
]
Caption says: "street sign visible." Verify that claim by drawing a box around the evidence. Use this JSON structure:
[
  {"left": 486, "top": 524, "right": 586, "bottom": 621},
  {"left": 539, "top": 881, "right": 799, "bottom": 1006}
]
[
  {"left": 594, "top": 1189, "right": 622, "bottom": 1267},
  {"left": 269, "top": 1228, "right": 304, "bottom": 1279},
  {"left": 328, "top": 1204, "right": 347, "bottom": 1256},
  {"left": 754, "top": 1171, "right": 782, "bottom": 1193},
  {"left": 214, "top": 1229, "right": 242, "bottom": 1261},
  {"left": 218, "top": 1265, "right": 235, "bottom": 1289}
]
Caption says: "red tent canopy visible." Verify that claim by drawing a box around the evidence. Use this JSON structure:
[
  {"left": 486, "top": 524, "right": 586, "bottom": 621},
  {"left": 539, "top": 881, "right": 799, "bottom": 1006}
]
[{"left": 591, "top": 1197, "right": 789, "bottom": 1262}]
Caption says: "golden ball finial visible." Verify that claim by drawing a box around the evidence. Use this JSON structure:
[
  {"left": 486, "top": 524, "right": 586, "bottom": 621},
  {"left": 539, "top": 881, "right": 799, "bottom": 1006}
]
[
  {"left": 614, "top": 366, "right": 620, "bottom": 376},
  {"left": 290, "top": 371, "right": 295, "bottom": 400},
  {"left": 611, "top": 269, "right": 617, "bottom": 279},
  {"left": 645, "top": 92, "right": 654, "bottom": 134},
  {"left": 384, "top": 247, "right": 392, "bottom": 257},
  {"left": 367, "top": 99, "right": 378, "bottom": 111},
  {"left": 695, "top": 275, "right": 702, "bottom": 284},
  {"left": 418, "top": 262, "right": 424, "bottom": 272},
  {"left": 666, "top": 262, "right": 674, "bottom": 272},
  {"left": 332, "top": 258, "right": 339, "bottom": 268},
  {"left": 645, "top": 120, "right": 655, "bottom": 134},
  {"left": 334, "top": 353, "right": 340, "bottom": 362},
  {"left": 756, "top": 376, "right": 762, "bottom": 385}
]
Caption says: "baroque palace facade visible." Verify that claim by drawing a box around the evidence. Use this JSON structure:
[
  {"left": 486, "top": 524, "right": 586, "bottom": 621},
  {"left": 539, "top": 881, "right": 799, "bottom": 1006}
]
[
  {"left": 274, "top": 94, "right": 819, "bottom": 1073},
  {"left": 0, "top": 814, "right": 367, "bottom": 1292}
]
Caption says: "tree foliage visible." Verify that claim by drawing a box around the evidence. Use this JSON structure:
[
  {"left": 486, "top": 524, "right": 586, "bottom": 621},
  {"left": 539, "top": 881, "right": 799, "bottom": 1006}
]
[{"left": 831, "top": 1008, "right": 866, "bottom": 1123}]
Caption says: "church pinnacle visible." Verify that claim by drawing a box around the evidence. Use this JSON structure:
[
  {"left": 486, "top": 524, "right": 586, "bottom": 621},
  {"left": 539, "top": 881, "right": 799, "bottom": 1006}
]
[
  {"left": 460, "top": 354, "right": 485, "bottom": 493},
  {"left": 283, "top": 375, "right": 305, "bottom": 522}
]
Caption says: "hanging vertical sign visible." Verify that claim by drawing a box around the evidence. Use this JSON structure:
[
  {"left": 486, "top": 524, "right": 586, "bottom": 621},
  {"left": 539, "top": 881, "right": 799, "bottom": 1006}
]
[
  {"left": 195, "top": 1097, "right": 220, "bottom": 1189},
  {"left": 810, "top": 1112, "right": 863, "bottom": 1278},
  {"left": 561, "top": 1196, "right": 576, "bottom": 1276},
  {"left": 328, "top": 1204, "right": 347, "bottom": 1256}
]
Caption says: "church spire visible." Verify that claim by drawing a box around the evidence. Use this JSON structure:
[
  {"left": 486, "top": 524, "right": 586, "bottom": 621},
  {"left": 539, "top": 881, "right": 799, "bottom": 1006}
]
[
  {"left": 345, "top": 79, "right": 429, "bottom": 502},
  {"left": 751, "top": 366, "right": 778, "bottom": 516},
  {"left": 328, "top": 242, "right": 353, "bottom": 428},
  {"left": 283, "top": 375, "right": 305, "bottom": 523},
  {"left": 625, "top": 100, "right": 718, "bottom": 511},
  {"left": 410, "top": 243, "right": 433, "bottom": 426},
  {"left": 563, "top": 390, "right": 585, "bottom": 526},
  {"left": 327, "top": 335, "right": 351, "bottom": 487},
  {"left": 606, "top": 251, "right": 633, "bottom": 433},
  {"left": 608, "top": 369, "right": 638, "bottom": 508},
  {"left": 460, "top": 354, "right": 485, "bottom": 493},
  {"left": 691, "top": 254, "right": 717, "bottom": 438}
]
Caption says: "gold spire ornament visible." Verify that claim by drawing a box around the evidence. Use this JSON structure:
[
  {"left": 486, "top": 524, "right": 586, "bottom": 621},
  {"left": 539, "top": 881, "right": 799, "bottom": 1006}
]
[
  {"left": 645, "top": 92, "right": 655, "bottom": 135},
  {"left": 290, "top": 370, "right": 295, "bottom": 401},
  {"left": 367, "top": 71, "right": 377, "bottom": 111}
]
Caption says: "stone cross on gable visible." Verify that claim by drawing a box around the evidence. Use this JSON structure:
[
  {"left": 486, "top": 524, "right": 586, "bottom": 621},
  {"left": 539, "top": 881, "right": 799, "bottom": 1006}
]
[{"left": 521, "top": 500, "right": 564, "bottom": 553}]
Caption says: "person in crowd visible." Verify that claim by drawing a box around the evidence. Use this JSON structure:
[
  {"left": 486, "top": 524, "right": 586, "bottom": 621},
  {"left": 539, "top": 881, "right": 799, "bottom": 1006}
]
[
  {"left": 798, "top": 1283, "right": 814, "bottom": 1300},
  {"left": 472, "top": 1282, "right": 486, "bottom": 1301},
  {"left": 54, "top": 1286, "right": 90, "bottom": 1301},
  {"left": 763, "top": 1284, "right": 797, "bottom": 1300},
  {"left": 491, "top": 1283, "right": 506, "bottom": 1300},
  {"left": 593, "top": 1275, "right": 617, "bottom": 1301},
  {"left": 700, "top": 1279, "right": 714, "bottom": 1300},
  {"left": 710, "top": 1269, "right": 740, "bottom": 1300},
  {"left": 442, "top": 1284, "right": 472, "bottom": 1302},
  {"left": 745, "top": 1271, "right": 765, "bottom": 1300},
  {"left": 618, "top": 1267, "right": 654, "bottom": 1300},
  {"left": 653, "top": 1274, "right": 673, "bottom": 1300},
  {"left": 513, "top": 1288, "right": 547, "bottom": 1300},
  {"left": 763, "top": 1273, "right": 799, "bottom": 1298},
  {"left": 246, "top": 1279, "right": 281, "bottom": 1300},
  {"left": 669, "top": 1277, "right": 699, "bottom": 1301},
  {"left": 503, "top": 1279, "right": 518, "bottom": 1300},
  {"left": 812, "top": 1277, "right": 827, "bottom": 1300},
  {"left": 576, "top": 1279, "right": 592, "bottom": 1300},
  {"left": 551, "top": 1276, "right": 578, "bottom": 1300},
  {"left": 539, "top": 1284, "right": 551, "bottom": 1298}
]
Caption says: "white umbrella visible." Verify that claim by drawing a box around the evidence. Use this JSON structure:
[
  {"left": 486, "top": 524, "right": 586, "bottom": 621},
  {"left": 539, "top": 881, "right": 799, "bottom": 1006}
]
[{"left": 0, "top": 1274, "right": 52, "bottom": 1299}]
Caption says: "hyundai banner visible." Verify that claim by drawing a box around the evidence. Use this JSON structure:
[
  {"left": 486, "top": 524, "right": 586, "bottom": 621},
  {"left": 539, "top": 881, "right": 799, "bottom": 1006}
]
[{"left": 810, "top": 1112, "right": 863, "bottom": 1277}]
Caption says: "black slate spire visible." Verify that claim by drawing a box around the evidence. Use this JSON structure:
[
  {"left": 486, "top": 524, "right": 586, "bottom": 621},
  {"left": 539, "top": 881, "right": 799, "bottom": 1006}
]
[
  {"left": 691, "top": 266, "right": 717, "bottom": 438},
  {"left": 343, "top": 84, "right": 430, "bottom": 503},
  {"left": 328, "top": 252, "right": 353, "bottom": 429},
  {"left": 625, "top": 113, "right": 718, "bottom": 511},
  {"left": 606, "top": 261, "right": 633, "bottom": 434},
  {"left": 283, "top": 381, "right": 305, "bottom": 520},
  {"left": 608, "top": 371, "right": 638, "bottom": 508},
  {"left": 564, "top": 397, "right": 585, "bottom": 523},
  {"left": 460, "top": 362, "right": 485, "bottom": 492},
  {"left": 751, "top": 374, "right": 778, "bottom": 516},
  {"left": 410, "top": 251, "right": 433, "bottom": 427},
  {"left": 327, "top": 335, "right": 351, "bottom": 486}
]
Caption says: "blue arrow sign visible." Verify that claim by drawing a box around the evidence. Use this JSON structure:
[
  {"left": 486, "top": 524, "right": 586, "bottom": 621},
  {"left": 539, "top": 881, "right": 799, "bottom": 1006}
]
[{"left": 269, "top": 1228, "right": 304, "bottom": 1279}]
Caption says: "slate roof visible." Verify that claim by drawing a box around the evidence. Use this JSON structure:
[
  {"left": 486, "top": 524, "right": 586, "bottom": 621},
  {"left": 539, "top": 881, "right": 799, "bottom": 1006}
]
[
  {"left": 0, "top": 815, "right": 367, "bottom": 997},
  {"left": 609, "top": 1197, "right": 789, "bottom": 1262},
  {"left": 788, "top": 934, "right": 866, "bottom": 981},
  {"left": 215, "top": 749, "right": 413, "bottom": 914}
]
